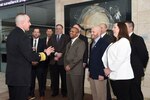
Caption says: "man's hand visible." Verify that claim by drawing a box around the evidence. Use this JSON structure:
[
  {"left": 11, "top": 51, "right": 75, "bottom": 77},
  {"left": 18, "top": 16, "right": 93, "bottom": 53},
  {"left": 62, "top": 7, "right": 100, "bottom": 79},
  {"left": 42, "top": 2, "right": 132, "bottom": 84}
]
[
  {"left": 83, "top": 63, "right": 86, "bottom": 68},
  {"left": 56, "top": 53, "right": 62, "bottom": 58},
  {"left": 54, "top": 52, "right": 62, "bottom": 61},
  {"left": 98, "top": 75, "right": 104, "bottom": 81},
  {"left": 32, "top": 47, "right": 36, "bottom": 52},
  {"left": 44, "top": 46, "right": 55, "bottom": 56},
  {"left": 32, "top": 61, "right": 38, "bottom": 66},
  {"left": 65, "top": 65, "right": 71, "bottom": 71},
  {"left": 54, "top": 56, "right": 59, "bottom": 61},
  {"left": 104, "top": 68, "right": 111, "bottom": 77}
]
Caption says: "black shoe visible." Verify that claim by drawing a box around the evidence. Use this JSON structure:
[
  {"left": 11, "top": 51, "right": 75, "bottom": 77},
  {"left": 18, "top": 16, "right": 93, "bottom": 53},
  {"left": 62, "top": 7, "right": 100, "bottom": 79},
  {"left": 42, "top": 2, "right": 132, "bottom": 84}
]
[
  {"left": 28, "top": 96, "right": 35, "bottom": 100},
  {"left": 51, "top": 93, "right": 58, "bottom": 97},
  {"left": 62, "top": 94, "right": 67, "bottom": 97}
]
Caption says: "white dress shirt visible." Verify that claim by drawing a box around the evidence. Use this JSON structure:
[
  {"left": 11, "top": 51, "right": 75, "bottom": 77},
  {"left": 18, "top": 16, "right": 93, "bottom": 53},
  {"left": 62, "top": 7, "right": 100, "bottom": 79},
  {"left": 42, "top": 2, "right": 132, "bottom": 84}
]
[
  {"left": 71, "top": 36, "right": 78, "bottom": 45},
  {"left": 102, "top": 38, "right": 134, "bottom": 80},
  {"left": 33, "top": 38, "right": 39, "bottom": 50}
]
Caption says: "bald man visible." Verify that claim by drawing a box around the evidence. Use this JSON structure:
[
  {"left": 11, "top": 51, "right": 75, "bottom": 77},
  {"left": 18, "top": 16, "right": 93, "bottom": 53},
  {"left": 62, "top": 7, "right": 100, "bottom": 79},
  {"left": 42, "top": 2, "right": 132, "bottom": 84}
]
[
  {"left": 89, "top": 26, "right": 110, "bottom": 100},
  {"left": 6, "top": 13, "right": 54, "bottom": 100}
]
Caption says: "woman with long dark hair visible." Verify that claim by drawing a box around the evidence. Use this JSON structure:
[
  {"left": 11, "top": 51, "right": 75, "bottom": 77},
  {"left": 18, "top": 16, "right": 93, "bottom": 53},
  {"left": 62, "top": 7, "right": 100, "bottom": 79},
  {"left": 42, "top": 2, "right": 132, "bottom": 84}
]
[{"left": 102, "top": 22, "right": 134, "bottom": 100}]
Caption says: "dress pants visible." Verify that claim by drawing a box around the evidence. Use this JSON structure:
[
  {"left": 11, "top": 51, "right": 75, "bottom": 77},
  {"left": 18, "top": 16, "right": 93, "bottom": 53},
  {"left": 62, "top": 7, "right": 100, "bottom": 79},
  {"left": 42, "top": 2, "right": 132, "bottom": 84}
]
[
  {"left": 8, "top": 85, "right": 29, "bottom": 100},
  {"left": 66, "top": 74, "right": 83, "bottom": 100},
  {"left": 29, "top": 64, "right": 48, "bottom": 97},
  {"left": 82, "top": 68, "right": 85, "bottom": 96},
  {"left": 107, "top": 79, "right": 112, "bottom": 100},
  {"left": 110, "top": 79, "right": 132, "bottom": 100},
  {"left": 50, "top": 64, "right": 67, "bottom": 95},
  {"left": 89, "top": 78, "right": 107, "bottom": 100},
  {"left": 130, "top": 77, "right": 144, "bottom": 100}
]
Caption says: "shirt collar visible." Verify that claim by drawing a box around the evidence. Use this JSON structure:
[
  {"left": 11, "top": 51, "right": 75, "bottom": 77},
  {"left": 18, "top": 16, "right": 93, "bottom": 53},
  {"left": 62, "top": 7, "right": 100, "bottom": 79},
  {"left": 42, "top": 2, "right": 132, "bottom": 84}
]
[
  {"left": 34, "top": 38, "right": 39, "bottom": 41},
  {"left": 71, "top": 36, "right": 79, "bottom": 45},
  {"left": 101, "top": 32, "right": 107, "bottom": 38},
  {"left": 94, "top": 36, "right": 101, "bottom": 43},
  {"left": 129, "top": 32, "right": 133, "bottom": 37}
]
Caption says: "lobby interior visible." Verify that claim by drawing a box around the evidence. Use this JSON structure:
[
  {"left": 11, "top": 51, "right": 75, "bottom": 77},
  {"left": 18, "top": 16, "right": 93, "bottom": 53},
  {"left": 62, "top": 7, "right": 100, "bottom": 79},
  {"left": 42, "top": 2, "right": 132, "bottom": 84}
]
[{"left": 0, "top": 0, "right": 150, "bottom": 100}]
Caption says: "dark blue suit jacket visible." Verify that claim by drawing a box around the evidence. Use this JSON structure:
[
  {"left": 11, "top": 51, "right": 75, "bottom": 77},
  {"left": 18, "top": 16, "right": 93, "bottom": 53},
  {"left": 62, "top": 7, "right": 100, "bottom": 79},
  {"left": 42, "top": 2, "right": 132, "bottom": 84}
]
[
  {"left": 6, "top": 27, "right": 40, "bottom": 86},
  {"left": 89, "top": 38, "right": 109, "bottom": 80}
]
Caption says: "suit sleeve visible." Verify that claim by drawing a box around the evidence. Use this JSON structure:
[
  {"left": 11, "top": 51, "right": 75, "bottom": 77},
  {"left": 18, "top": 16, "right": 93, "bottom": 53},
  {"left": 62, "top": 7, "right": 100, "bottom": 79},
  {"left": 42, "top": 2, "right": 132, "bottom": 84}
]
[
  {"left": 64, "top": 43, "right": 69, "bottom": 67},
  {"left": 135, "top": 37, "right": 149, "bottom": 68},
  {"left": 61, "top": 35, "right": 70, "bottom": 54},
  {"left": 19, "top": 34, "right": 47, "bottom": 62},
  {"left": 83, "top": 37, "right": 88, "bottom": 64}
]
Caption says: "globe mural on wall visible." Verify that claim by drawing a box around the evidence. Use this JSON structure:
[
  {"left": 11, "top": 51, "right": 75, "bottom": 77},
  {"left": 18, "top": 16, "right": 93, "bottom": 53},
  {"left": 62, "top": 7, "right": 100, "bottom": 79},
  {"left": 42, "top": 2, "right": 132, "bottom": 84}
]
[{"left": 65, "top": 0, "right": 131, "bottom": 40}]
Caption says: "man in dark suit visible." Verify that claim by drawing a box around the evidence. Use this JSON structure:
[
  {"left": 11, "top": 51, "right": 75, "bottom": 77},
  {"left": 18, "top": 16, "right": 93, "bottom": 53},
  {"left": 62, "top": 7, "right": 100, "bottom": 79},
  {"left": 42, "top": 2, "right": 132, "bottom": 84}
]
[
  {"left": 29, "top": 28, "right": 47, "bottom": 100},
  {"left": 64, "top": 27, "right": 86, "bottom": 100},
  {"left": 48, "top": 24, "right": 69, "bottom": 97},
  {"left": 125, "top": 20, "right": 149, "bottom": 100},
  {"left": 73, "top": 24, "right": 88, "bottom": 96},
  {"left": 43, "top": 28, "right": 53, "bottom": 89},
  {"left": 44, "top": 28, "right": 53, "bottom": 48},
  {"left": 100, "top": 23, "right": 116, "bottom": 100},
  {"left": 6, "top": 13, "right": 54, "bottom": 100},
  {"left": 89, "top": 26, "right": 110, "bottom": 100}
]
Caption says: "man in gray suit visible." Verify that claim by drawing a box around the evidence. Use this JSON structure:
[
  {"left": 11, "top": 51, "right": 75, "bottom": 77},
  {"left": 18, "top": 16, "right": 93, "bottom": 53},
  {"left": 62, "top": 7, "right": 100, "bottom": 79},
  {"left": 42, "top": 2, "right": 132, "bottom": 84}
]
[{"left": 64, "top": 27, "right": 86, "bottom": 100}]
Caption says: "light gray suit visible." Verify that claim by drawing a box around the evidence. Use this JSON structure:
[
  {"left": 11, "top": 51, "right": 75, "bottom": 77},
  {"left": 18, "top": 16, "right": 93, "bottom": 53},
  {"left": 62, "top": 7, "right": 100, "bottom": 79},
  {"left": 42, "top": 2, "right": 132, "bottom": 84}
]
[{"left": 64, "top": 38, "right": 85, "bottom": 100}]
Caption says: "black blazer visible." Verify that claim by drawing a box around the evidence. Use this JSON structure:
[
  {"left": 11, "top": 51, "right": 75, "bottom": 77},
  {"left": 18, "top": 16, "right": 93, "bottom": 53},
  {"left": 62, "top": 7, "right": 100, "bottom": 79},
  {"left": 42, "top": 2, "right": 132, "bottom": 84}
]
[
  {"left": 31, "top": 38, "right": 46, "bottom": 66},
  {"left": 48, "top": 34, "right": 70, "bottom": 65},
  {"left": 130, "top": 33, "right": 149, "bottom": 77},
  {"left": 31, "top": 38, "right": 45, "bottom": 52},
  {"left": 89, "top": 38, "right": 109, "bottom": 79},
  {"left": 78, "top": 34, "right": 88, "bottom": 64},
  {"left": 43, "top": 37, "right": 51, "bottom": 48},
  {"left": 6, "top": 27, "right": 40, "bottom": 86},
  {"left": 103, "top": 33, "right": 116, "bottom": 44}
]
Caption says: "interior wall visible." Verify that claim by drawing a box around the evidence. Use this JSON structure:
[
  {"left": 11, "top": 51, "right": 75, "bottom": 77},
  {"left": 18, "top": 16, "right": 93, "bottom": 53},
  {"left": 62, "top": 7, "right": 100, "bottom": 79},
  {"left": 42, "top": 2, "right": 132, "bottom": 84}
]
[
  {"left": 132, "top": 0, "right": 150, "bottom": 98},
  {"left": 55, "top": 0, "right": 150, "bottom": 98}
]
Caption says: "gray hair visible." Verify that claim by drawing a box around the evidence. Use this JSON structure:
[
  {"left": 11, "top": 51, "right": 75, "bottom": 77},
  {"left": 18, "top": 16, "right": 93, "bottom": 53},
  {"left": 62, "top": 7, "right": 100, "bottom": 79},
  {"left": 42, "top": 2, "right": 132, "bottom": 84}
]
[{"left": 15, "top": 13, "right": 27, "bottom": 24}]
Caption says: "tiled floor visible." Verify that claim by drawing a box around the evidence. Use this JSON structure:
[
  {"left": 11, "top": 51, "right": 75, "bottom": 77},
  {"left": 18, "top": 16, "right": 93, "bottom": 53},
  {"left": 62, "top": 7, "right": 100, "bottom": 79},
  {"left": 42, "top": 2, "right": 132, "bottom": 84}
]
[
  {"left": 0, "top": 72, "right": 92, "bottom": 100},
  {"left": 0, "top": 72, "right": 8, "bottom": 94},
  {"left": 0, "top": 72, "right": 150, "bottom": 100},
  {"left": 0, "top": 72, "right": 8, "bottom": 100}
]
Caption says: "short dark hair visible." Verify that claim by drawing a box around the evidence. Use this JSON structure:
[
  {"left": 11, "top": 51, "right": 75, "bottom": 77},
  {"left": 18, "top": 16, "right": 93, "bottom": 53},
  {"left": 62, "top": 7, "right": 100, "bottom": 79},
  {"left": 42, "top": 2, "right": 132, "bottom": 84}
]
[
  {"left": 73, "top": 24, "right": 84, "bottom": 30},
  {"left": 125, "top": 20, "right": 134, "bottom": 30},
  {"left": 33, "top": 27, "right": 40, "bottom": 32},
  {"left": 46, "top": 28, "right": 53, "bottom": 31},
  {"left": 71, "top": 27, "right": 79, "bottom": 33},
  {"left": 56, "top": 24, "right": 63, "bottom": 29}
]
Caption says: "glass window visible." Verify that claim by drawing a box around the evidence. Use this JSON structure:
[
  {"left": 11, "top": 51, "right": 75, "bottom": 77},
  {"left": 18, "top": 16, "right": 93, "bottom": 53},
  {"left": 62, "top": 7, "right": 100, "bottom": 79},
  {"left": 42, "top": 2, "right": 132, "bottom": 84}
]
[{"left": 0, "top": 0, "right": 55, "bottom": 72}]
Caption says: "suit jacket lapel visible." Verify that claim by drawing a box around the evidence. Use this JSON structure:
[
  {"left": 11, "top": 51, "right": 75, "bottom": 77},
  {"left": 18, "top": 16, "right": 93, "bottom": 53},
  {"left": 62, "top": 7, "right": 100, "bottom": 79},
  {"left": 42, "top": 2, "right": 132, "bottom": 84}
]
[
  {"left": 71, "top": 38, "right": 79, "bottom": 47},
  {"left": 91, "top": 38, "right": 102, "bottom": 50}
]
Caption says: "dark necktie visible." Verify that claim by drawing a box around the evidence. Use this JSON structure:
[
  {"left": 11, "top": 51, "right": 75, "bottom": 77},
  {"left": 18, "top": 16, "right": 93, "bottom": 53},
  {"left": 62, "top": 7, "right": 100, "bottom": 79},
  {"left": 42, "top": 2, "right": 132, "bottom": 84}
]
[
  {"left": 92, "top": 40, "right": 96, "bottom": 48},
  {"left": 46, "top": 37, "right": 49, "bottom": 46},
  {"left": 56, "top": 35, "right": 60, "bottom": 42},
  {"left": 34, "top": 39, "right": 37, "bottom": 48}
]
